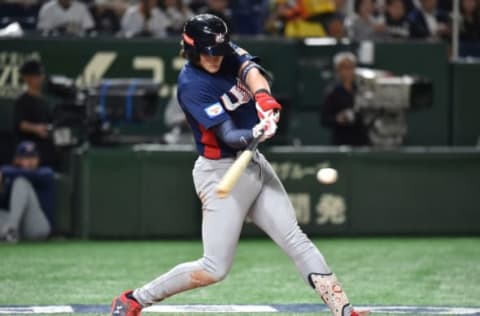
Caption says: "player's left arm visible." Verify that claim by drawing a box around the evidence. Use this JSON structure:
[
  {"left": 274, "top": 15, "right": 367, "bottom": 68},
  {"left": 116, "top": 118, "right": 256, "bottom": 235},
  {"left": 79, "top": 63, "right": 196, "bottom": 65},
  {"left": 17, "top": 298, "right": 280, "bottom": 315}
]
[
  {"left": 241, "top": 65, "right": 281, "bottom": 121},
  {"left": 230, "top": 43, "right": 282, "bottom": 121},
  {"left": 240, "top": 63, "right": 271, "bottom": 94}
]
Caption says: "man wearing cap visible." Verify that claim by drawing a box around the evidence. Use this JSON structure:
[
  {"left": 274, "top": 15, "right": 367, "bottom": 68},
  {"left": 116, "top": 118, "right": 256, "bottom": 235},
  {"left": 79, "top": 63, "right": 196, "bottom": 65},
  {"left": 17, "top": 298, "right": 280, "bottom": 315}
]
[
  {"left": 0, "top": 141, "right": 54, "bottom": 242},
  {"left": 14, "top": 59, "right": 56, "bottom": 167}
]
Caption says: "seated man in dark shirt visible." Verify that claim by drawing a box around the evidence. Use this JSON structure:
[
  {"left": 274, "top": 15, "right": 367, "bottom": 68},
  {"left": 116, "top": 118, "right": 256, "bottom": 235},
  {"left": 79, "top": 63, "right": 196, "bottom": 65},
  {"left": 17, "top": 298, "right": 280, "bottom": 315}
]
[
  {"left": 408, "top": 0, "right": 450, "bottom": 40},
  {"left": 0, "top": 142, "right": 54, "bottom": 242},
  {"left": 320, "top": 52, "right": 368, "bottom": 146},
  {"left": 384, "top": 0, "right": 410, "bottom": 39},
  {"left": 14, "top": 59, "right": 57, "bottom": 167},
  {"left": 460, "top": 0, "right": 480, "bottom": 42}
]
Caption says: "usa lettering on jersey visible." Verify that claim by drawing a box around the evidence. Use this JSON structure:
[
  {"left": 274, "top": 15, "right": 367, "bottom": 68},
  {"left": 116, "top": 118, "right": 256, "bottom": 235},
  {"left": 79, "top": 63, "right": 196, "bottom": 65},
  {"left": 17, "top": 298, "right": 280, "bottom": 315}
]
[
  {"left": 204, "top": 102, "right": 225, "bottom": 118},
  {"left": 220, "top": 80, "right": 252, "bottom": 111}
]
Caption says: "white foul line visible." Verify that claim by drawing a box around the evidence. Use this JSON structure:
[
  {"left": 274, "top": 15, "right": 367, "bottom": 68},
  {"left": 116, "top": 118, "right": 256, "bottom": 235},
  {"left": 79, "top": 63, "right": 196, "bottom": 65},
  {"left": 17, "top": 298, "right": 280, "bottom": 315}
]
[
  {"left": 0, "top": 306, "right": 74, "bottom": 314},
  {"left": 1, "top": 304, "right": 480, "bottom": 315},
  {"left": 144, "top": 304, "right": 277, "bottom": 313}
]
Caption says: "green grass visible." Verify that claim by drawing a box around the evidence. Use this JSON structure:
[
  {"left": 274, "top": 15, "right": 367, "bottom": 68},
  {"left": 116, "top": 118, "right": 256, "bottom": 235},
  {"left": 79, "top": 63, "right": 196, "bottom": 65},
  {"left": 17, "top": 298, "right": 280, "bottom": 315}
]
[{"left": 1, "top": 238, "right": 479, "bottom": 315}]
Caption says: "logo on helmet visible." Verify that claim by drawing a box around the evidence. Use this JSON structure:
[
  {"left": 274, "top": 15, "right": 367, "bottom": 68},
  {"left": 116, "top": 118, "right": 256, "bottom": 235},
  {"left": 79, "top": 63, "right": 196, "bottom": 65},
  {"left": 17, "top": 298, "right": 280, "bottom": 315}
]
[
  {"left": 183, "top": 33, "right": 195, "bottom": 45},
  {"left": 25, "top": 143, "right": 35, "bottom": 152},
  {"left": 215, "top": 33, "right": 225, "bottom": 44}
]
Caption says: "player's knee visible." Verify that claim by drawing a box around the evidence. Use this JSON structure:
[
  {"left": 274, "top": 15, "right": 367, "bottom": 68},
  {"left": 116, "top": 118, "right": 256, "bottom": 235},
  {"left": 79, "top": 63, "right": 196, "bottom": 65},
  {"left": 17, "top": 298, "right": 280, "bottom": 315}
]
[
  {"left": 198, "top": 256, "right": 231, "bottom": 283},
  {"left": 190, "top": 269, "right": 224, "bottom": 288},
  {"left": 211, "top": 265, "right": 230, "bottom": 282},
  {"left": 23, "top": 226, "right": 51, "bottom": 241},
  {"left": 12, "top": 176, "right": 31, "bottom": 190}
]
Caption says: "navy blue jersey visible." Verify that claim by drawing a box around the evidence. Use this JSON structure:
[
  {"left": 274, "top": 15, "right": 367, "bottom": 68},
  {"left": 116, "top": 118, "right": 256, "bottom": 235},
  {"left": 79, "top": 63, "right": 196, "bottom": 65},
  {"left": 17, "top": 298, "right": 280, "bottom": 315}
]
[
  {"left": 0, "top": 165, "right": 55, "bottom": 223},
  {"left": 177, "top": 44, "right": 259, "bottom": 159}
]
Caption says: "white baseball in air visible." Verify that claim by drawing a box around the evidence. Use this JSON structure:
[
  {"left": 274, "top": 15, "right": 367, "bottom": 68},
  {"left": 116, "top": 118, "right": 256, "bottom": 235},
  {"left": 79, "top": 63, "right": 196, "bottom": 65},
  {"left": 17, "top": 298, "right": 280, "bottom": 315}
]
[{"left": 316, "top": 168, "right": 338, "bottom": 184}]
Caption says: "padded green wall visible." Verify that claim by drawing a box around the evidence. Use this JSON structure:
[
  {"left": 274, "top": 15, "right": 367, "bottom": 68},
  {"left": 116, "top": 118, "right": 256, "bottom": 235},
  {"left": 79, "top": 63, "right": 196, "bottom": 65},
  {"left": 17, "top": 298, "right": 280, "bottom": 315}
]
[
  {"left": 71, "top": 147, "right": 480, "bottom": 238},
  {"left": 451, "top": 62, "right": 480, "bottom": 145},
  {"left": 73, "top": 147, "right": 201, "bottom": 238}
]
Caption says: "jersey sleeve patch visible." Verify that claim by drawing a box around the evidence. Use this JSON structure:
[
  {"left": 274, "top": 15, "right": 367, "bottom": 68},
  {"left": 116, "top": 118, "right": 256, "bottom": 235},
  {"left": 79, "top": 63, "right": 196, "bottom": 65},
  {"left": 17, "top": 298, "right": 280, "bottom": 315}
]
[
  {"left": 230, "top": 42, "right": 260, "bottom": 65},
  {"left": 234, "top": 46, "right": 249, "bottom": 56},
  {"left": 204, "top": 102, "right": 225, "bottom": 118}
]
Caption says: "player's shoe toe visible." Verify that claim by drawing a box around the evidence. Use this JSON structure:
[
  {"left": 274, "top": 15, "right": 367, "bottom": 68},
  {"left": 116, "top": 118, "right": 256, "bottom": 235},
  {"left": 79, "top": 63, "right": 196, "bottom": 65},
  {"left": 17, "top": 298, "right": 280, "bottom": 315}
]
[{"left": 110, "top": 290, "right": 142, "bottom": 316}]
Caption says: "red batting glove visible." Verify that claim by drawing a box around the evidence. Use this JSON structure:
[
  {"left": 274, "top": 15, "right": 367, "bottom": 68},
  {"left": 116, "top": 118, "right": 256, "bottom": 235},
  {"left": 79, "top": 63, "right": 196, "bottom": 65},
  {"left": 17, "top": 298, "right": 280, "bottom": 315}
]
[{"left": 254, "top": 90, "right": 282, "bottom": 122}]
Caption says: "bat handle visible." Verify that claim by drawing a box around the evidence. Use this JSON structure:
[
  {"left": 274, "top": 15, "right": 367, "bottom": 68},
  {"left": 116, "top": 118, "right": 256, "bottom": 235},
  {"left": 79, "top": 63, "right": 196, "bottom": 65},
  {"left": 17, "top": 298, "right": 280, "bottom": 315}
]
[{"left": 248, "top": 130, "right": 264, "bottom": 151}]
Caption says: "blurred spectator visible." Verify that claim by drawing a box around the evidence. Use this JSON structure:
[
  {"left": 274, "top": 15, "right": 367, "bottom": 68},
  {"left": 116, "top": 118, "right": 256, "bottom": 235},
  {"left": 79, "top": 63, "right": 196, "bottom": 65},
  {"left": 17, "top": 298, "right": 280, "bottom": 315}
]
[
  {"left": 403, "top": 0, "right": 415, "bottom": 12},
  {"left": 334, "top": 0, "right": 348, "bottom": 19},
  {"left": 436, "top": 0, "right": 452, "bottom": 12},
  {"left": 375, "top": 0, "right": 385, "bottom": 13},
  {"left": 0, "top": 142, "right": 54, "bottom": 243},
  {"left": 265, "top": 0, "right": 288, "bottom": 35},
  {"left": 460, "top": 0, "right": 480, "bottom": 42},
  {"left": 270, "top": 0, "right": 336, "bottom": 37},
  {"left": 230, "top": 0, "right": 269, "bottom": 35},
  {"left": 197, "top": 0, "right": 232, "bottom": 31},
  {"left": 408, "top": 0, "right": 450, "bottom": 40},
  {"left": 88, "top": 0, "right": 127, "bottom": 34},
  {"left": 320, "top": 52, "right": 368, "bottom": 146},
  {"left": 0, "top": 0, "right": 42, "bottom": 30},
  {"left": 381, "top": 0, "right": 409, "bottom": 38},
  {"left": 187, "top": 0, "right": 207, "bottom": 12},
  {"left": 159, "top": 0, "right": 194, "bottom": 34},
  {"left": 37, "top": 0, "right": 95, "bottom": 36},
  {"left": 346, "top": 0, "right": 386, "bottom": 41},
  {"left": 325, "top": 0, "right": 349, "bottom": 38},
  {"left": 326, "top": 14, "right": 347, "bottom": 39},
  {"left": 120, "top": 0, "right": 170, "bottom": 37},
  {"left": 14, "top": 59, "right": 57, "bottom": 168},
  {"left": 162, "top": 94, "right": 194, "bottom": 144}
]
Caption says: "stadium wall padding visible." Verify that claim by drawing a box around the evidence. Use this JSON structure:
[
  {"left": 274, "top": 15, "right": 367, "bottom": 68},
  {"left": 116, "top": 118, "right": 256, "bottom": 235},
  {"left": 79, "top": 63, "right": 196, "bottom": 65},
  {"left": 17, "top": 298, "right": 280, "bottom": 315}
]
[
  {"left": 71, "top": 147, "right": 480, "bottom": 238},
  {"left": 72, "top": 147, "right": 201, "bottom": 238},
  {"left": 0, "top": 38, "right": 462, "bottom": 146},
  {"left": 451, "top": 62, "right": 480, "bottom": 146}
]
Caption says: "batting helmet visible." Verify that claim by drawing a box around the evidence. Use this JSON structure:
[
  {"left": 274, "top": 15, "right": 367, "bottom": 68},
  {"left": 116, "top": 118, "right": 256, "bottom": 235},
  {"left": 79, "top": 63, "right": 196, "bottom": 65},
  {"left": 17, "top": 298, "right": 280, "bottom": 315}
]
[{"left": 182, "top": 14, "right": 233, "bottom": 61}]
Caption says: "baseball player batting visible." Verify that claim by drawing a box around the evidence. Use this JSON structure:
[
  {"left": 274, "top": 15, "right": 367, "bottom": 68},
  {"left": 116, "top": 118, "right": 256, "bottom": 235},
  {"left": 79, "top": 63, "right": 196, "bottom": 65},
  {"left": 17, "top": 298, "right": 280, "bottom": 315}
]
[{"left": 110, "top": 14, "right": 368, "bottom": 316}]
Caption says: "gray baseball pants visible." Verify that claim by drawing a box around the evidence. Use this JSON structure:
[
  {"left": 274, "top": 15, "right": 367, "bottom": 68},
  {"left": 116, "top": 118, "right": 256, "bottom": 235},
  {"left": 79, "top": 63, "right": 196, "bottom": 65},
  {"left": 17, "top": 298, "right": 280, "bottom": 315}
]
[
  {"left": 0, "top": 177, "right": 51, "bottom": 240},
  {"left": 133, "top": 152, "right": 330, "bottom": 305}
]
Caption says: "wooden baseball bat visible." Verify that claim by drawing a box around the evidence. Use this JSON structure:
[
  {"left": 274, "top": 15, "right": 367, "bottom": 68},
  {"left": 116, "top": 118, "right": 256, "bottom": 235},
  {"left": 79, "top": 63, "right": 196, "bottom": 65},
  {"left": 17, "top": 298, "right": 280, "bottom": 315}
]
[{"left": 216, "top": 133, "right": 263, "bottom": 198}]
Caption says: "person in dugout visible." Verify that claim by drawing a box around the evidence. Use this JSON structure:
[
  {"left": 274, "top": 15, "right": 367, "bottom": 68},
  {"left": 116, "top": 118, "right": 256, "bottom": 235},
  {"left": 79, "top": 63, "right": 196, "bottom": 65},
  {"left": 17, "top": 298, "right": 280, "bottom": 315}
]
[
  {"left": 0, "top": 141, "right": 54, "bottom": 243},
  {"left": 14, "top": 59, "right": 58, "bottom": 168}
]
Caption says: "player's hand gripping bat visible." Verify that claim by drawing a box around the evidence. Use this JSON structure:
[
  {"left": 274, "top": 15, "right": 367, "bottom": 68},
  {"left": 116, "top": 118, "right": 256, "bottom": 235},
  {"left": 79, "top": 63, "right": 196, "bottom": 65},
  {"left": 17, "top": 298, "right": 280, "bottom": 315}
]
[
  {"left": 216, "top": 104, "right": 280, "bottom": 198},
  {"left": 216, "top": 109, "right": 278, "bottom": 198},
  {"left": 215, "top": 131, "right": 263, "bottom": 198}
]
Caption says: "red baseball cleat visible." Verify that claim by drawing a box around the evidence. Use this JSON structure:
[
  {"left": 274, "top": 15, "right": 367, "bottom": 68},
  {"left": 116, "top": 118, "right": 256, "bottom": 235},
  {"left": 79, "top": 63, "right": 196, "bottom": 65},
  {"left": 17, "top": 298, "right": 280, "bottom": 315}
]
[
  {"left": 351, "top": 310, "right": 370, "bottom": 316},
  {"left": 110, "top": 290, "right": 142, "bottom": 316}
]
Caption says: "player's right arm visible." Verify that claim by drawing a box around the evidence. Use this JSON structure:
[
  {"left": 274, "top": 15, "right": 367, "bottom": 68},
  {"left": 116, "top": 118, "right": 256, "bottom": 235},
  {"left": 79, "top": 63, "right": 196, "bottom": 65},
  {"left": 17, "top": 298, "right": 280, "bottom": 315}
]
[
  {"left": 177, "top": 81, "right": 230, "bottom": 128},
  {"left": 214, "top": 118, "right": 276, "bottom": 149},
  {"left": 178, "top": 81, "right": 276, "bottom": 149}
]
